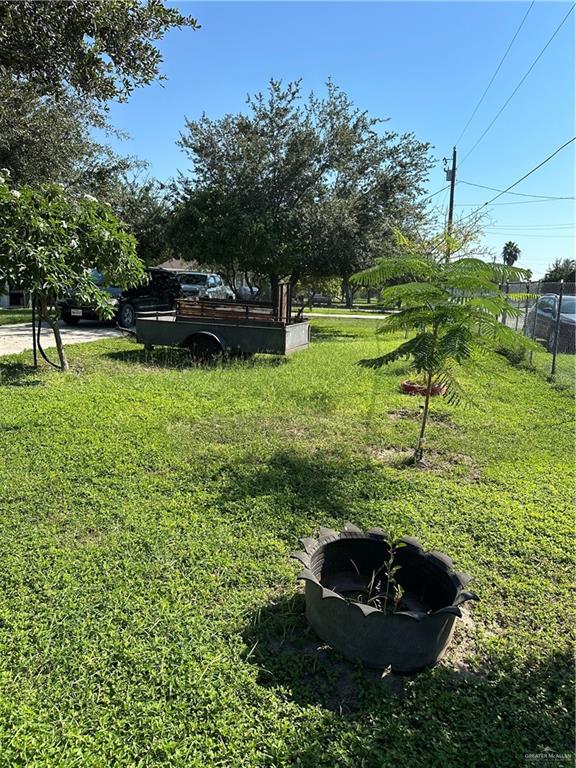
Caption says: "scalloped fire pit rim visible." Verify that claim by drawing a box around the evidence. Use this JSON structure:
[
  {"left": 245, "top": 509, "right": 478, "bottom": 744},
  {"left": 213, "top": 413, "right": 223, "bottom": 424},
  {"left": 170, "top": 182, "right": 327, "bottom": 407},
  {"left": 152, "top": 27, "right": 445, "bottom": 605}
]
[{"left": 291, "top": 524, "right": 478, "bottom": 672}]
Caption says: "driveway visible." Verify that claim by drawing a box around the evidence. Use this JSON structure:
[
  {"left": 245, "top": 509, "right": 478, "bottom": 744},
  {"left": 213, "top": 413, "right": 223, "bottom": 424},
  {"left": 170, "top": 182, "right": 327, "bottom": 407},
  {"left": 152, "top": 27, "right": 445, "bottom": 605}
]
[
  {"left": 0, "top": 322, "right": 124, "bottom": 357},
  {"left": 303, "top": 312, "right": 386, "bottom": 319}
]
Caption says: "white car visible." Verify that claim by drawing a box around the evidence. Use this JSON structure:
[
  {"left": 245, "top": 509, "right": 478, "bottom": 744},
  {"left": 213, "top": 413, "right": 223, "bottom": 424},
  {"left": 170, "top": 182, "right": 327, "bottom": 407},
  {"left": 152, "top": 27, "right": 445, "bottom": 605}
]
[{"left": 174, "top": 272, "right": 234, "bottom": 301}]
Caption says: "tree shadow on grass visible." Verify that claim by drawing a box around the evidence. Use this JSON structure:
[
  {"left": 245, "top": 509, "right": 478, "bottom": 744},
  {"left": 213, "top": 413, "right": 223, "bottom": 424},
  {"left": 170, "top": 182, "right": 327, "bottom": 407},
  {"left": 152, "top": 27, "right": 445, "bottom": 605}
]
[
  {"left": 243, "top": 593, "right": 390, "bottom": 715},
  {"left": 104, "top": 347, "right": 289, "bottom": 369},
  {"left": 243, "top": 594, "right": 574, "bottom": 764},
  {"left": 0, "top": 362, "right": 43, "bottom": 387},
  {"left": 310, "top": 327, "right": 362, "bottom": 341},
  {"left": 218, "top": 449, "right": 389, "bottom": 523}
]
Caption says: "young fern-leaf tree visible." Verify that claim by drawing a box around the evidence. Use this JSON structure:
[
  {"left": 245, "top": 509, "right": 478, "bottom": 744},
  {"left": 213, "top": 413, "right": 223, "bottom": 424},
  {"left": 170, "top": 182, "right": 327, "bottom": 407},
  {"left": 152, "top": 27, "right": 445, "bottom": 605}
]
[{"left": 351, "top": 231, "right": 535, "bottom": 462}]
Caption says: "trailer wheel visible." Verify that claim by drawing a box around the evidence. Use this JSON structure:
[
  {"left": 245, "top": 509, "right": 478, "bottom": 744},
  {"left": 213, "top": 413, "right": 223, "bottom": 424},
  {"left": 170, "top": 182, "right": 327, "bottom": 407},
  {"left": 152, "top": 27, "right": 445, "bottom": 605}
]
[{"left": 187, "top": 334, "right": 225, "bottom": 363}]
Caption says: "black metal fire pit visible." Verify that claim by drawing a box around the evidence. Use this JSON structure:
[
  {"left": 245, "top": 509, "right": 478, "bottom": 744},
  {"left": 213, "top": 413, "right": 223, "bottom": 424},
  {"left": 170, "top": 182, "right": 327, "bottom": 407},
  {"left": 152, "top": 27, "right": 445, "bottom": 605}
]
[{"left": 292, "top": 524, "right": 478, "bottom": 673}]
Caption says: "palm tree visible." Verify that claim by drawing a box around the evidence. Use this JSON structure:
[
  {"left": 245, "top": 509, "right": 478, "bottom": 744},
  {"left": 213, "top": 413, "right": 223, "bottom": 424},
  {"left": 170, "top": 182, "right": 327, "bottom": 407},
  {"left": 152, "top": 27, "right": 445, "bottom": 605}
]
[
  {"left": 502, "top": 241, "right": 521, "bottom": 267},
  {"left": 352, "top": 230, "right": 534, "bottom": 463}
]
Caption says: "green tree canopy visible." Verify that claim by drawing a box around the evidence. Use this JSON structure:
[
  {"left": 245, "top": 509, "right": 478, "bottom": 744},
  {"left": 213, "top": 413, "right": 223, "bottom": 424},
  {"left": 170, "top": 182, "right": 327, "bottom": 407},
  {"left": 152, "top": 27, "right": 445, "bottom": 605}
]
[
  {"left": 0, "top": 79, "right": 144, "bottom": 193},
  {"left": 0, "top": 0, "right": 198, "bottom": 103},
  {"left": 114, "top": 177, "right": 173, "bottom": 266},
  {"left": 0, "top": 171, "right": 145, "bottom": 370},
  {"left": 543, "top": 258, "right": 576, "bottom": 283},
  {"left": 173, "top": 80, "right": 432, "bottom": 297}
]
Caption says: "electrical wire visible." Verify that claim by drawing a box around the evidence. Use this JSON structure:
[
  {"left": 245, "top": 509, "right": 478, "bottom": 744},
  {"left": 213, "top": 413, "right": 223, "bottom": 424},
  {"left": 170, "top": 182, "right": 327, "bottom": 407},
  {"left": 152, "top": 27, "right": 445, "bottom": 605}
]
[
  {"left": 483, "top": 232, "right": 574, "bottom": 238},
  {"left": 459, "top": 180, "right": 574, "bottom": 200},
  {"left": 457, "top": 199, "right": 575, "bottom": 206},
  {"left": 455, "top": 1, "right": 535, "bottom": 147},
  {"left": 421, "top": 184, "right": 450, "bottom": 203},
  {"left": 460, "top": 137, "right": 576, "bottom": 220},
  {"left": 484, "top": 223, "right": 575, "bottom": 229},
  {"left": 459, "top": 3, "right": 575, "bottom": 166}
]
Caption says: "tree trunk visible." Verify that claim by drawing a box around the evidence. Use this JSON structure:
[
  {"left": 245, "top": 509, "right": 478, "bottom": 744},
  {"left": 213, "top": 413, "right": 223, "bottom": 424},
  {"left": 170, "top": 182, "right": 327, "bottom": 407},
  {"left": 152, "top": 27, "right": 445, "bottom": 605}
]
[
  {"left": 342, "top": 277, "right": 353, "bottom": 309},
  {"left": 41, "top": 295, "right": 68, "bottom": 371},
  {"left": 414, "top": 370, "right": 433, "bottom": 462},
  {"left": 269, "top": 273, "right": 279, "bottom": 316}
]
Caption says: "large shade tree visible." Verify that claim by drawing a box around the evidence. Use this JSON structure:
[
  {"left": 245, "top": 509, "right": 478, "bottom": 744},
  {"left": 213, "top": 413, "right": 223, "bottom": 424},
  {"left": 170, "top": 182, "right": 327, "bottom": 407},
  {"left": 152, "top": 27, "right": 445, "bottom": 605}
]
[
  {"left": 0, "top": 172, "right": 145, "bottom": 370},
  {"left": 0, "top": 1, "right": 196, "bottom": 208},
  {"left": 0, "top": 0, "right": 198, "bottom": 104},
  {"left": 172, "top": 80, "right": 432, "bottom": 299},
  {"left": 0, "top": 79, "right": 144, "bottom": 194},
  {"left": 113, "top": 177, "right": 173, "bottom": 266}
]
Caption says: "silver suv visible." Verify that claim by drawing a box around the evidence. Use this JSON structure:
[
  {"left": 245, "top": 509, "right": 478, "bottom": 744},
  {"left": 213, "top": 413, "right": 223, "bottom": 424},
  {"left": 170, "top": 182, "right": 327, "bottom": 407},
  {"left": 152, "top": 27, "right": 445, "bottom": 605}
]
[{"left": 173, "top": 272, "right": 234, "bottom": 300}]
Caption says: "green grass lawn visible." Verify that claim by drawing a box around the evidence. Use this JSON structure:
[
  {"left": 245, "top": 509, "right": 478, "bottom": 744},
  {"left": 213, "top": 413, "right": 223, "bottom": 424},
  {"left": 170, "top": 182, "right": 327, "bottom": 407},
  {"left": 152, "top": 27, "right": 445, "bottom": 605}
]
[
  {"left": 0, "top": 318, "right": 573, "bottom": 767},
  {"left": 304, "top": 306, "right": 387, "bottom": 315},
  {"left": 0, "top": 308, "right": 32, "bottom": 325}
]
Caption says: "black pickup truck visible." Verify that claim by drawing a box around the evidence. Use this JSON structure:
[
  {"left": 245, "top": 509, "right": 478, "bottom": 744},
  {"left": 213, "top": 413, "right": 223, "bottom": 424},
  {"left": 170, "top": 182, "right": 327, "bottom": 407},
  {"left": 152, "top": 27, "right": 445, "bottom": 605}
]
[{"left": 58, "top": 268, "right": 183, "bottom": 328}]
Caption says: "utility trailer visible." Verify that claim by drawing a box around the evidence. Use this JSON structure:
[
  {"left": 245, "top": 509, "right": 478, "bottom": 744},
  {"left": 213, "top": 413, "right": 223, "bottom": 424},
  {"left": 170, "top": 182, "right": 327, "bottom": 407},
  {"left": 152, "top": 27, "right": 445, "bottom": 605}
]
[{"left": 134, "top": 288, "right": 310, "bottom": 360}]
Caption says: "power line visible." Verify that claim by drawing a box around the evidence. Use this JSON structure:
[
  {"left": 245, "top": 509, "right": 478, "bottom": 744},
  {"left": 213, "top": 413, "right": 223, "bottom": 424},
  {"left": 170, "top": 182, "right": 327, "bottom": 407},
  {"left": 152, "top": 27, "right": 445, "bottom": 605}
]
[
  {"left": 422, "top": 184, "right": 451, "bottom": 203},
  {"left": 484, "top": 233, "right": 574, "bottom": 238},
  {"left": 484, "top": 223, "right": 575, "bottom": 229},
  {"left": 482, "top": 137, "right": 575, "bottom": 204},
  {"left": 459, "top": 180, "right": 574, "bottom": 200},
  {"left": 459, "top": 3, "right": 575, "bottom": 166},
  {"left": 457, "top": 199, "right": 575, "bottom": 206},
  {"left": 460, "top": 136, "right": 576, "bottom": 219},
  {"left": 455, "top": 1, "right": 535, "bottom": 147}
]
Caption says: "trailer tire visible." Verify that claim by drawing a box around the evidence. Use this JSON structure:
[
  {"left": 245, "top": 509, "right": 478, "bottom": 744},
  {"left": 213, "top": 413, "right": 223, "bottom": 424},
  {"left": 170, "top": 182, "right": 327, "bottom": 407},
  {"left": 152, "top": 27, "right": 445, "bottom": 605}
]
[{"left": 186, "top": 334, "right": 225, "bottom": 363}]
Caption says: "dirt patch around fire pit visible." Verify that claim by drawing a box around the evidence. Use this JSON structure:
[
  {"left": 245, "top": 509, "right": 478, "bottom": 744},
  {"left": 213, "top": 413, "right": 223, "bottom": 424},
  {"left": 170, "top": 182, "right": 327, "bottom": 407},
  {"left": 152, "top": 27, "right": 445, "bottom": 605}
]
[
  {"left": 243, "top": 592, "right": 486, "bottom": 714},
  {"left": 438, "top": 605, "right": 486, "bottom": 679}
]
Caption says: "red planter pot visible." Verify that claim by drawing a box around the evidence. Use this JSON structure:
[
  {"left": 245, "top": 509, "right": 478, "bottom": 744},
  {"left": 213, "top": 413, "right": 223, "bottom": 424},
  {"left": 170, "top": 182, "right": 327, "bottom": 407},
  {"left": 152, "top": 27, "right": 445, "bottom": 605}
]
[{"left": 401, "top": 380, "right": 446, "bottom": 396}]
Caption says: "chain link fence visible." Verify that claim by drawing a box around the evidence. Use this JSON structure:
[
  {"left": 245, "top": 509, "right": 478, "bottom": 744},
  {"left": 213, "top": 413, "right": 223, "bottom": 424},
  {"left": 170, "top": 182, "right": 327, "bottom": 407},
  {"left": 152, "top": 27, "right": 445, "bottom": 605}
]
[{"left": 500, "top": 280, "right": 575, "bottom": 389}]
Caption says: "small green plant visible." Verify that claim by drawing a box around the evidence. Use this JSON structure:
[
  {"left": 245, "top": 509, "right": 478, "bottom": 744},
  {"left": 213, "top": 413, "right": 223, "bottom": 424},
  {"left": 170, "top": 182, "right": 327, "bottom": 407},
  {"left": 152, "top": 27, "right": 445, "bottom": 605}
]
[
  {"left": 348, "top": 540, "right": 407, "bottom": 614},
  {"left": 495, "top": 342, "right": 528, "bottom": 367}
]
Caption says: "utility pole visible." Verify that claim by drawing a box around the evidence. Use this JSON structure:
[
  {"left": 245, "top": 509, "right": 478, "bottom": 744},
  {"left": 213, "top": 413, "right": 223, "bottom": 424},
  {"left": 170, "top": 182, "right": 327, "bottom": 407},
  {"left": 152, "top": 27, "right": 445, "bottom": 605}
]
[{"left": 444, "top": 146, "right": 457, "bottom": 261}]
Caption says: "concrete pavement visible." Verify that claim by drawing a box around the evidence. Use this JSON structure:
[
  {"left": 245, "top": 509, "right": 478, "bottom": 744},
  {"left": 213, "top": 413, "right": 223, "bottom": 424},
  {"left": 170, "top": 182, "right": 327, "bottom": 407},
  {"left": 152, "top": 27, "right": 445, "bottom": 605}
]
[
  {"left": 303, "top": 312, "right": 386, "bottom": 320},
  {"left": 0, "top": 321, "right": 124, "bottom": 356}
]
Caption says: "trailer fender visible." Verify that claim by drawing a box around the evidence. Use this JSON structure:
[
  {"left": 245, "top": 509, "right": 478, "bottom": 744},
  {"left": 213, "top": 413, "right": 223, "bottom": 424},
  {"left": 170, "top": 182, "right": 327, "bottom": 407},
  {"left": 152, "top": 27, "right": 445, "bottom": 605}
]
[
  {"left": 183, "top": 330, "right": 226, "bottom": 351},
  {"left": 183, "top": 331, "right": 228, "bottom": 361}
]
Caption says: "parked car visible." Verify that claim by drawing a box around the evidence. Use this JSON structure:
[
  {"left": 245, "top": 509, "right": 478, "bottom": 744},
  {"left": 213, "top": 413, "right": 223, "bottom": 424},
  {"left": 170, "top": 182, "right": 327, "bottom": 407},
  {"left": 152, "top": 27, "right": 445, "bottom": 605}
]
[
  {"left": 58, "top": 268, "right": 183, "bottom": 328},
  {"left": 295, "top": 291, "right": 333, "bottom": 308},
  {"left": 235, "top": 284, "right": 260, "bottom": 301},
  {"left": 524, "top": 293, "right": 576, "bottom": 353},
  {"left": 117, "top": 268, "right": 183, "bottom": 328},
  {"left": 58, "top": 270, "right": 122, "bottom": 325},
  {"left": 172, "top": 271, "right": 234, "bottom": 301}
]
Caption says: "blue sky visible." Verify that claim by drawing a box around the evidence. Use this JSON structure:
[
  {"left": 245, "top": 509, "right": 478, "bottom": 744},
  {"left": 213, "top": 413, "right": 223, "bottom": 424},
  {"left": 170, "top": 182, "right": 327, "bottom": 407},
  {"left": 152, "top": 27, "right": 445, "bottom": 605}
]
[{"left": 103, "top": 1, "right": 574, "bottom": 278}]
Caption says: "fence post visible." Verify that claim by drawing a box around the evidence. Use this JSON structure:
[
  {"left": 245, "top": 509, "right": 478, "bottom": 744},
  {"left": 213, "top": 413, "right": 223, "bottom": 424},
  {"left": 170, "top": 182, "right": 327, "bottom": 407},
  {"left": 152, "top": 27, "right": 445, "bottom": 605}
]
[
  {"left": 550, "top": 279, "right": 564, "bottom": 377},
  {"left": 528, "top": 281, "right": 541, "bottom": 366},
  {"left": 501, "top": 281, "right": 510, "bottom": 326},
  {"left": 522, "top": 282, "right": 530, "bottom": 336},
  {"left": 514, "top": 282, "right": 521, "bottom": 331}
]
